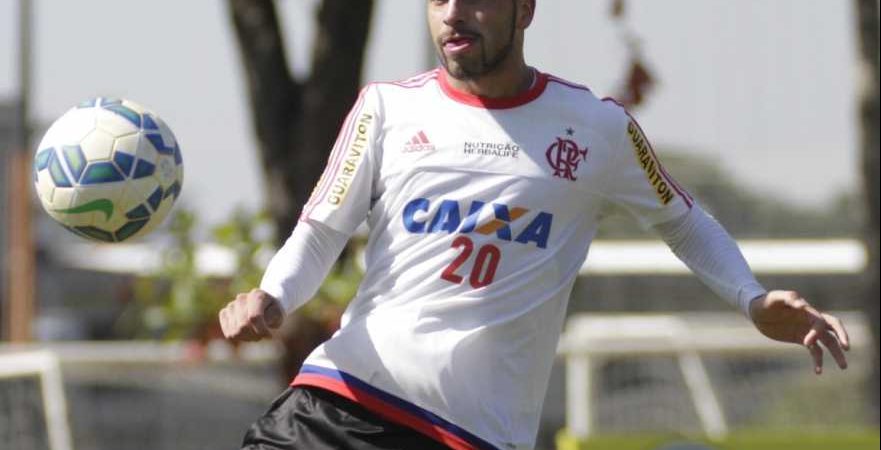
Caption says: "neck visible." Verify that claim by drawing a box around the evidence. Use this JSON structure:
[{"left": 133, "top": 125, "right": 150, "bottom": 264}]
[{"left": 443, "top": 60, "right": 535, "bottom": 99}]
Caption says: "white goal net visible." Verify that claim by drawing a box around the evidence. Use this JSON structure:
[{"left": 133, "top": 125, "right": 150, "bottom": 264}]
[
  {"left": 0, "top": 341, "right": 281, "bottom": 450},
  {"left": 558, "top": 311, "right": 873, "bottom": 439},
  {"left": 0, "top": 350, "right": 72, "bottom": 450}
]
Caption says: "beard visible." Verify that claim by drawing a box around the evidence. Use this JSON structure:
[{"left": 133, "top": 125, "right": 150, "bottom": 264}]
[
  {"left": 438, "top": 35, "right": 515, "bottom": 81},
  {"left": 436, "top": 3, "right": 518, "bottom": 81}
]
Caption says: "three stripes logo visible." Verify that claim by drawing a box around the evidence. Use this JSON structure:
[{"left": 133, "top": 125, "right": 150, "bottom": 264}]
[{"left": 403, "top": 130, "right": 436, "bottom": 153}]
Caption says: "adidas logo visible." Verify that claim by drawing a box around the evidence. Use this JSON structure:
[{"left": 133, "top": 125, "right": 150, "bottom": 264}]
[{"left": 403, "top": 130, "right": 436, "bottom": 153}]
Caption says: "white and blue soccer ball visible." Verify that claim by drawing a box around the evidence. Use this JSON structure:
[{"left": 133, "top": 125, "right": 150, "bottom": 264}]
[{"left": 33, "top": 98, "right": 184, "bottom": 242}]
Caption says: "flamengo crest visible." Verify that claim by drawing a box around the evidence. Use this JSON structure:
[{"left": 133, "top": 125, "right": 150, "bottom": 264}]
[{"left": 545, "top": 128, "right": 588, "bottom": 181}]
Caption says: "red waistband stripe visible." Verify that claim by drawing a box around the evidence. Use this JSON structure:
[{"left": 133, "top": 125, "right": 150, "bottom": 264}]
[{"left": 292, "top": 365, "right": 498, "bottom": 450}]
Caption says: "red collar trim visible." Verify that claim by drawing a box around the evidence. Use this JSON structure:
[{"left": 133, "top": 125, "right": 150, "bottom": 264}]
[{"left": 438, "top": 68, "right": 548, "bottom": 109}]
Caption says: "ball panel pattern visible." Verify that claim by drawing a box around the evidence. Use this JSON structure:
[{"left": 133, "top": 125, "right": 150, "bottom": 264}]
[
  {"left": 126, "top": 204, "right": 151, "bottom": 220},
  {"left": 132, "top": 159, "right": 156, "bottom": 179},
  {"left": 47, "top": 150, "right": 73, "bottom": 188},
  {"left": 33, "top": 97, "right": 183, "bottom": 242},
  {"left": 61, "top": 146, "right": 87, "bottom": 182},
  {"left": 79, "top": 128, "right": 116, "bottom": 161},
  {"left": 113, "top": 151, "right": 135, "bottom": 177},
  {"left": 80, "top": 161, "right": 125, "bottom": 184}
]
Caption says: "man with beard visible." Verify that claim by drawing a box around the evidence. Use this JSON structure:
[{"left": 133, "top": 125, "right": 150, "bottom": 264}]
[{"left": 220, "top": 1, "right": 851, "bottom": 449}]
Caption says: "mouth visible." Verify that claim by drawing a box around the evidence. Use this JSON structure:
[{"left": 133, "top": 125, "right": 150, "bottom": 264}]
[{"left": 442, "top": 34, "right": 478, "bottom": 54}]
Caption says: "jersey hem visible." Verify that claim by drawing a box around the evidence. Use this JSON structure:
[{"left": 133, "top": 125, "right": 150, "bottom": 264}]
[{"left": 291, "top": 364, "right": 499, "bottom": 450}]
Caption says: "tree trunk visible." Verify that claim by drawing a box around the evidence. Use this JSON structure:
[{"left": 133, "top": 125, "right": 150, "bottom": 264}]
[
  {"left": 854, "top": 0, "right": 879, "bottom": 423},
  {"left": 228, "top": 0, "right": 374, "bottom": 243}
]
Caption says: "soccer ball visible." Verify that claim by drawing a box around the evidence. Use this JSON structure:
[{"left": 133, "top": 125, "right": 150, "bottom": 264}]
[{"left": 33, "top": 98, "right": 184, "bottom": 242}]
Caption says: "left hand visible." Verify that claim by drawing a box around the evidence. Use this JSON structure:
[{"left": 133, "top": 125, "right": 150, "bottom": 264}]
[{"left": 749, "top": 290, "right": 850, "bottom": 374}]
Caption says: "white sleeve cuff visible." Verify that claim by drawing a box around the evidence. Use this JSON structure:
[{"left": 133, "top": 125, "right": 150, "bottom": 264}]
[{"left": 654, "top": 205, "right": 767, "bottom": 317}]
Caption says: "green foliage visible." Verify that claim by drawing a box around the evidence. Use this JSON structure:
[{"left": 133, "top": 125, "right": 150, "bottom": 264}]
[
  {"left": 125, "top": 207, "right": 363, "bottom": 340},
  {"left": 556, "top": 429, "right": 881, "bottom": 450},
  {"left": 211, "top": 207, "right": 274, "bottom": 298},
  {"left": 127, "top": 209, "right": 227, "bottom": 339},
  {"left": 757, "top": 374, "right": 868, "bottom": 427},
  {"left": 211, "top": 207, "right": 364, "bottom": 323},
  {"left": 595, "top": 151, "right": 862, "bottom": 239}
]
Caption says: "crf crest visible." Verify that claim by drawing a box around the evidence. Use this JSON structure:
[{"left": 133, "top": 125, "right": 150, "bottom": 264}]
[{"left": 545, "top": 134, "right": 588, "bottom": 181}]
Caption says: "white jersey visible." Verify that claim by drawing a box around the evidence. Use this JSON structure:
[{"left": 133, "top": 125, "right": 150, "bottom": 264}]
[{"left": 290, "top": 68, "right": 692, "bottom": 450}]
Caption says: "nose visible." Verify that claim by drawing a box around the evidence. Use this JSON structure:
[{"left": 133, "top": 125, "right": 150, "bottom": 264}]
[{"left": 442, "top": 0, "right": 466, "bottom": 27}]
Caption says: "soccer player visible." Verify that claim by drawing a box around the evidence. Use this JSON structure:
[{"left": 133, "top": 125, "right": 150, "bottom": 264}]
[{"left": 219, "top": 1, "right": 851, "bottom": 449}]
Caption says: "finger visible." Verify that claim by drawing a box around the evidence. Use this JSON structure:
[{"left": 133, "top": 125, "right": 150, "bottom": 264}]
[
  {"left": 807, "top": 343, "right": 823, "bottom": 375},
  {"left": 225, "top": 301, "right": 241, "bottom": 338},
  {"left": 245, "top": 294, "right": 271, "bottom": 337},
  {"left": 248, "top": 314, "right": 271, "bottom": 339},
  {"left": 803, "top": 327, "right": 820, "bottom": 347},
  {"left": 795, "top": 300, "right": 824, "bottom": 325},
  {"left": 250, "top": 319, "right": 270, "bottom": 338},
  {"left": 784, "top": 297, "right": 811, "bottom": 316},
  {"left": 802, "top": 312, "right": 828, "bottom": 347},
  {"left": 252, "top": 289, "right": 284, "bottom": 330},
  {"left": 218, "top": 307, "right": 231, "bottom": 338},
  {"left": 823, "top": 314, "right": 850, "bottom": 351},
  {"left": 819, "top": 331, "right": 848, "bottom": 370},
  {"left": 782, "top": 291, "right": 805, "bottom": 306},
  {"left": 228, "top": 301, "right": 255, "bottom": 341}
]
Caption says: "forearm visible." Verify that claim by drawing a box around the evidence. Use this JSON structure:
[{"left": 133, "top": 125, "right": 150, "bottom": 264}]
[
  {"left": 259, "top": 220, "right": 349, "bottom": 313},
  {"left": 653, "top": 205, "right": 766, "bottom": 317}
]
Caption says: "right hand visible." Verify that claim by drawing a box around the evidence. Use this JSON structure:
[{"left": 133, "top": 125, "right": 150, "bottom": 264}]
[{"left": 218, "top": 288, "right": 284, "bottom": 342}]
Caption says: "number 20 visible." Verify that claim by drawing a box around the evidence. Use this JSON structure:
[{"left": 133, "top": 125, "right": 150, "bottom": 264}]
[{"left": 441, "top": 236, "right": 501, "bottom": 288}]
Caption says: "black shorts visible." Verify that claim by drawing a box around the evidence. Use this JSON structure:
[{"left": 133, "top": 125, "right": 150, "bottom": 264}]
[{"left": 241, "top": 386, "right": 451, "bottom": 450}]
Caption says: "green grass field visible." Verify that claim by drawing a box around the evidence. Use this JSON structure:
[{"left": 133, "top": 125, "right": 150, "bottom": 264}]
[{"left": 556, "top": 429, "right": 881, "bottom": 450}]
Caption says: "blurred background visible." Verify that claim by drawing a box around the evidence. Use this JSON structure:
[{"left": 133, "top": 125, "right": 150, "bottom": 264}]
[{"left": 1, "top": 1, "right": 878, "bottom": 449}]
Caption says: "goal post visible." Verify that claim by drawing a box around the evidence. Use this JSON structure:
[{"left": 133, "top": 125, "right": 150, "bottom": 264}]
[
  {"left": 0, "top": 350, "right": 73, "bottom": 450},
  {"left": 557, "top": 311, "right": 872, "bottom": 440}
]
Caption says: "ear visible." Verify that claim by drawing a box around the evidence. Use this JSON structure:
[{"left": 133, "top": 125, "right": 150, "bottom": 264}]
[{"left": 517, "top": 0, "right": 536, "bottom": 29}]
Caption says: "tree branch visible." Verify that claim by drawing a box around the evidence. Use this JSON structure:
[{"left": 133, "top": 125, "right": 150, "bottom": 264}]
[
  {"left": 228, "top": 0, "right": 300, "bottom": 174},
  {"left": 306, "top": 0, "right": 374, "bottom": 138},
  {"left": 228, "top": 0, "right": 303, "bottom": 237}
]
